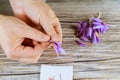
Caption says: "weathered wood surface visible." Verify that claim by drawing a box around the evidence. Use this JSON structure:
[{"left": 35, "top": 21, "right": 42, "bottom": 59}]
[{"left": 0, "top": 0, "right": 120, "bottom": 80}]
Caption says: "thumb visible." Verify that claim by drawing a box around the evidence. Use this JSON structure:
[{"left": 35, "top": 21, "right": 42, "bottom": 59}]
[{"left": 20, "top": 25, "right": 50, "bottom": 42}]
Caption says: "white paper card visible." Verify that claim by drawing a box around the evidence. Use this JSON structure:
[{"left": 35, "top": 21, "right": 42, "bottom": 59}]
[{"left": 40, "top": 65, "right": 73, "bottom": 80}]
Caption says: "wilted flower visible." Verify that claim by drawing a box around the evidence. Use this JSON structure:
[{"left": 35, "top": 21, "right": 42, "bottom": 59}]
[{"left": 76, "top": 13, "right": 109, "bottom": 47}]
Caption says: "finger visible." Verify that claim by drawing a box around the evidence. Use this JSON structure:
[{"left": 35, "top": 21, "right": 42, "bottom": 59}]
[
  {"left": 41, "top": 42, "right": 51, "bottom": 50},
  {"left": 14, "top": 13, "right": 37, "bottom": 27},
  {"left": 20, "top": 25, "right": 50, "bottom": 42},
  {"left": 19, "top": 57, "right": 40, "bottom": 63},
  {"left": 9, "top": 0, "right": 28, "bottom": 22},
  {"left": 20, "top": 44, "right": 43, "bottom": 63},
  {"left": 9, "top": 0, "right": 39, "bottom": 27},
  {"left": 40, "top": 18, "right": 60, "bottom": 42},
  {"left": 33, "top": 40, "right": 39, "bottom": 46},
  {"left": 13, "top": 44, "right": 43, "bottom": 58},
  {"left": 53, "top": 19, "right": 62, "bottom": 42},
  {"left": 15, "top": 14, "right": 36, "bottom": 27},
  {"left": 32, "top": 41, "right": 51, "bottom": 49},
  {"left": 21, "top": 1, "right": 60, "bottom": 41}
]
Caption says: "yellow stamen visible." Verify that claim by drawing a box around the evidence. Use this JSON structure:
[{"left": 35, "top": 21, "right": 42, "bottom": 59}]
[{"left": 96, "top": 32, "right": 99, "bottom": 37}]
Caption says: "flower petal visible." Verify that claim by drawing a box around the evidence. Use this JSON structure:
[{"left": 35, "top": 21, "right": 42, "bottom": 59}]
[
  {"left": 92, "top": 31, "right": 97, "bottom": 43},
  {"left": 102, "top": 25, "right": 109, "bottom": 33},
  {"left": 96, "top": 37, "right": 100, "bottom": 43},
  {"left": 97, "top": 29, "right": 101, "bottom": 34},
  {"left": 80, "top": 35, "right": 89, "bottom": 42},
  {"left": 58, "top": 47, "right": 66, "bottom": 54},
  {"left": 87, "top": 27, "right": 93, "bottom": 38},
  {"left": 81, "top": 22, "right": 89, "bottom": 35},
  {"left": 55, "top": 42, "right": 66, "bottom": 55},
  {"left": 93, "top": 22, "right": 101, "bottom": 25},
  {"left": 75, "top": 40, "right": 87, "bottom": 47},
  {"left": 49, "top": 40, "right": 65, "bottom": 56},
  {"left": 77, "top": 23, "right": 81, "bottom": 32},
  {"left": 93, "top": 25, "right": 104, "bottom": 29},
  {"left": 92, "top": 18, "right": 102, "bottom": 23},
  {"left": 53, "top": 44, "right": 59, "bottom": 56},
  {"left": 55, "top": 42, "right": 62, "bottom": 47}
]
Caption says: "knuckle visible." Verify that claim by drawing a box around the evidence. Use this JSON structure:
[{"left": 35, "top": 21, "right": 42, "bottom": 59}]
[
  {"left": 52, "top": 18, "right": 60, "bottom": 27},
  {"left": 5, "top": 49, "right": 15, "bottom": 59},
  {"left": 6, "top": 52, "right": 14, "bottom": 59},
  {"left": 53, "top": 17, "right": 60, "bottom": 23}
]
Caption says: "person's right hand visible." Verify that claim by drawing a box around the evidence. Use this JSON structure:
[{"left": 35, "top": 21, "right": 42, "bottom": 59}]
[
  {"left": 0, "top": 14, "right": 50, "bottom": 63},
  {"left": 9, "top": 0, "right": 62, "bottom": 42}
]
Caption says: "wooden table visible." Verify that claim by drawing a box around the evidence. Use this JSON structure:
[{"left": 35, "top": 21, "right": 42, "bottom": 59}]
[{"left": 0, "top": 0, "right": 120, "bottom": 80}]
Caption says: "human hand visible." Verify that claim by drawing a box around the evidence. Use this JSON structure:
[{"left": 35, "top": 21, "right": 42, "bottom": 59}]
[
  {"left": 0, "top": 14, "right": 50, "bottom": 63},
  {"left": 9, "top": 0, "right": 62, "bottom": 42}
]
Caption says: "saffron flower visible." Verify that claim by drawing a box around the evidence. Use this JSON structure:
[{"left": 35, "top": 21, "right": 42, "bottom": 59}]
[
  {"left": 76, "top": 13, "right": 109, "bottom": 47},
  {"left": 49, "top": 40, "right": 65, "bottom": 56}
]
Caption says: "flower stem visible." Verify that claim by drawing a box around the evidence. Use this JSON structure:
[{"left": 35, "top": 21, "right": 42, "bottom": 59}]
[{"left": 97, "top": 12, "right": 101, "bottom": 18}]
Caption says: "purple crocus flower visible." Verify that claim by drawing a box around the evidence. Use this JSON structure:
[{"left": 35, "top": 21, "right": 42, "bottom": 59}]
[
  {"left": 49, "top": 40, "right": 65, "bottom": 56},
  {"left": 76, "top": 13, "right": 109, "bottom": 46}
]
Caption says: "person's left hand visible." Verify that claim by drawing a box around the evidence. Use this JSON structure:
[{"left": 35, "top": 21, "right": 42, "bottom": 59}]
[{"left": 0, "top": 15, "right": 50, "bottom": 63}]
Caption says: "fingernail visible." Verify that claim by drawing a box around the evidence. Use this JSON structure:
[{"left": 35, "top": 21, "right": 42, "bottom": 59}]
[
  {"left": 44, "top": 35, "right": 50, "bottom": 41},
  {"left": 51, "top": 33, "right": 60, "bottom": 42}
]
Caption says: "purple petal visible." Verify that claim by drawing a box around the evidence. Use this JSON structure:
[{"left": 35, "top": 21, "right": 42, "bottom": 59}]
[
  {"left": 58, "top": 47, "right": 65, "bottom": 54},
  {"left": 82, "top": 22, "right": 88, "bottom": 28},
  {"left": 53, "top": 44, "right": 59, "bottom": 56},
  {"left": 55, "top": 42, "right": 62, "bottom": 47},
  {"left": 75, "top": 40, "right": 87, "bottom": 47},
  {"left": 77, "top": 22, "right": 88, "bottom": 35},
  {"left": 96, "top": 37, "right": 100, "bottom": 43},
  {"left": 92, "top": 18, "right": 102, "bottom": 23},
  {"left": 97, "top": 29, "right": 101, "bottom": 34},
  {"left": 103, "top": 25, "right": 109, "bottom": 32},
  {"left": 80, "top": 36, "right": 89, "bottom": 42},
  {"left": 100, "top": 28, "right": 105, "bottom": 33},
  {"left": 78, "top": 21, "right": 83, "bottom": 24},
  {"left": 92, "top": 32, "right": 97, "bottom": 43},
  {"left": 55, "top": 42, "right": 65, "bottom": 55},
  {"left": 105, "top": 25, "right": 109, "bottom": 30},
  {"left": 93, "top": 22, "right": 101, "bottom": 25},
  {"left": 87, "top": 27, "right": 93, "bottom": 38},
  {"left": 93, "top": 25, "right": 104, "bottom": 29},
  {"left": 77, "top": 21, "right": 84, "bottom": 34},
  {"left": 77, "top": 23, "right": 81, "bottom": 31},
  {"left": 50, "top": 40, "right": 65, "bottom": 56},
  {"left": 81, "top": 22, "right": 89, "bottom": 35}
]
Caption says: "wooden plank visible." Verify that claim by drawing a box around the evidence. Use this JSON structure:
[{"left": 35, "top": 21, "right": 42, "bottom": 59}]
[
  {"left": 0, "top": 74, "right": 39, "bottom": 80},
  {"left": 0, "top": 0, "right": 120, "bottom": 80},
  {"left": 0, "top": 0, "right": 13, "bottom": 15}
]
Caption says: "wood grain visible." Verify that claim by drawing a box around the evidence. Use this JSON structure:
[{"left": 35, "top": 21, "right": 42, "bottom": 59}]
[{"left": 0, "top": 0, "right": 120, "bottom": 80}]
